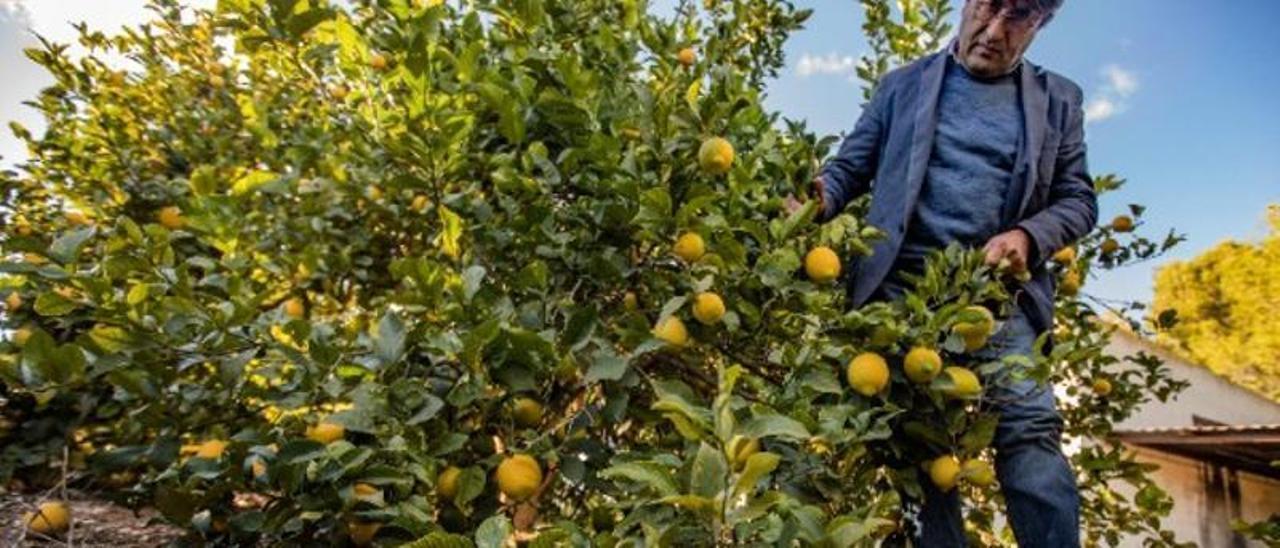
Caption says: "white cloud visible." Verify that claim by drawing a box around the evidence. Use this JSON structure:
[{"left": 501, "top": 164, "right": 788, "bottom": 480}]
[
  {"left": 1085, "top": 64, "right": 1139, "bottom": 124},
  {"left": 796, "top": 52, "right": 858, "bottom": 79}
]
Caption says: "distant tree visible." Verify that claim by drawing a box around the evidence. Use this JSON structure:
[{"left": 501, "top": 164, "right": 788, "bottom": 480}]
[{"left": 1154, "top": 205, "right": 1280, "bottom": 400}]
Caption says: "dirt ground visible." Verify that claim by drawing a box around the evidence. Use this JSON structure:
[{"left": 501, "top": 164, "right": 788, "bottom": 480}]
[{"left": 0, "top": 490, "right": 183, "bottom": 547}]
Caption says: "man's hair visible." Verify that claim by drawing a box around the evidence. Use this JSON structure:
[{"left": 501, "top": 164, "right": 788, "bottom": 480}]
[{"left": 1033, "top": 0, "right": 1065, "bottom": 27}]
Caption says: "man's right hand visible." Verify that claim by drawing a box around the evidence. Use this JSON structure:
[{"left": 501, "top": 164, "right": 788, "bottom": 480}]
[{"left": 784, "top": 176, "right": 826, "bottom": 216}]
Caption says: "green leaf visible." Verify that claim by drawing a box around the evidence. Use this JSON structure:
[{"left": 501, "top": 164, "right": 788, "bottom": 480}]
[
  {"left": 455, "top": 466, "right": 486, "bottom": 510},
  {"left": 960, "top": 414, "right": 998, "bottom": 452},
  {"left": 34, "top": 291, "right": 77, "bottom": 316},
  {"left": 733, "top": 452, "right": 781, "bottom": 497},
  {"left": 599, "top": 461, "right": 679, "bottom": 497},
  {"left": 88, "top": 324, "right": 132, "bottom": 354},
  {"left": 585, "top": 347, "right": 627, "bottom": 383},
  {"left": 49, "top": 226, "right": 95, "bottom": 263},
  {"left": 231, "top": 170, "right": 277, "bottom": 195},
  {"left": 739, "top": 413, "right": 810, "bottom": 441},
  {"left": 436, "top": 206, "right": 464, "bottom": 259},
  {"left": 689, "top": 441, "right": 727, "bottom": 498},
  {"left": 462, "top": 265, "right": 486, "bottom": 302},
  {"left": 474, "top": 514, "right": 512, "bottom": 548},
  {"left": 373, "top": 312, "right": 406, "bottom": 367}
]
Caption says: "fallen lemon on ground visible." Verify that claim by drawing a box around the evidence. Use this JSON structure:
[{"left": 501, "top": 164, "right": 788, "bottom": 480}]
[
  {"left": 847, "top": 352, "right": 890, "bottom": 396},
  {"left": 904, "top": 347, "right": 942, "bottom": 383},
  {"left": 497, "top": 454, "right": 543, "bottom": 501},
  {"left": 652, "top": 316, "right": 689, "bottom": 347},
  {"left": 692, "top": 292, "right": 726, "bottom": 325},
  {"left": 805, "top": 246, "right": 841, "bottom": 283},
  {"left": 673, "top": 232, "right": 706, "bottom": 263},
  {"left": 25, "top": 501, "right": 71, "bottom": 536},
  {"left": 698, "top": 137, "right": 734, "bottom": 175}
]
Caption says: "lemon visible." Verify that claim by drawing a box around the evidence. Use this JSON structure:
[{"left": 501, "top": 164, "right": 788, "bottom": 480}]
[
  {"left": 283, "top": 297, "right": 306, "bottom": 319},
  {"left": 1051, "top": 246, "right": 1077, "bottom": 265},
  {"left": 1100, "top": 238, "right": 1120, "bottom": 255},
  {"left": 942, "top": 366, "right": 982, "bottom": 398},
  {"left": 331, "top": 84, "right": 349, "bottom": 100},
  {"left": 652, "top": 316, "right": 689, "bottom": 347},
  {"left": 348, "top": 521, "right": 381, "bottom": 546},
  {"left": 903, "top": 347, "right": 942, "bottom": 383},
  {"left": 353, "top": 483, "right": 380, "bottom": 499},
  {"left": 961, "top": 458, "right": 996, "bottom": 488},
  {"left": 25, "top": 501, "right": 71, "bottom": 536},
  {"left": 496, "top": 454, "right": 543, "bottom": 501},
  {"left": 846, "top": 352, "right": 890, "bottom": 396},
  {"left": 5, "top": 291, "right": 21, "bottom": 311},
  {"left": 804, "top": 246, "right": 841, "bottom": 283},
  {"left": 692, "top": 292, "right": 726, "bottom": 325},
  {"left": 1059, "top": 269, "right": 1082, "bottom": 297},
  {"left": 369, "top": 53, "right": 388, "bottom": 70},
  {"left": 1092, "top": 378, "right": 1113, "bottom": 396},
  {"left": 951, "top": 306, "right": 994, "bottom": 338},
  {"left": 66, "top": 210, "right": 91, "bottom": 226},
  {"left": 677, "top": 47, "right": 696, "bottom": 67},
  {"left": 673, "top": 232, "right": 706, "bottom": 263},
  {"left": 929, "top": 455, "right": 961, "bottom": 492},
  {"left": 411, "top": 194, "right": 430, "bottom": 211},
  {"left": 158, "top": 206, "right": 184, "bottom": 229},
  {"left": 306, "top": 421, "right": 345, "bottom": 444},
  {"left": 512, "top": 397, "right": 544, "bottom": 427},
  {"left": 195, "top": 439, "right": 227, "bottom": 459},
  {"left": 1111, "top": 215, "right": 1134, "bottom": 233},
  {"left": 437, "top": 465, "right": 462, "bottom": 499},
  {"left": 698, "top": 137, "right": 734, "bottom": 175}
]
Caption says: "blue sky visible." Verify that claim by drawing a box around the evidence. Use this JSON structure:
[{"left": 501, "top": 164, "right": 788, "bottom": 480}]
[{"left": 3, "top": 1, "right": 1278, "bottom": 308}]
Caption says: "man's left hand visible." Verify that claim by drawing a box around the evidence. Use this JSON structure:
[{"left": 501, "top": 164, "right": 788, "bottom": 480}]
[{"left": 983, "top": 229, "right": 1032, "bottom": 273}]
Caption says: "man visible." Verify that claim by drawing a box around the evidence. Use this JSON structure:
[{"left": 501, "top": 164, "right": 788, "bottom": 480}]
[{"left": 798, "top": 0, "right": 1096, "bottom": 545}]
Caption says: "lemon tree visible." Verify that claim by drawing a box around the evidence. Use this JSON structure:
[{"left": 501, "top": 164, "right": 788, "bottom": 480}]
[{"left": 1, "top": 0, "right": 1188, "bottom": 545}]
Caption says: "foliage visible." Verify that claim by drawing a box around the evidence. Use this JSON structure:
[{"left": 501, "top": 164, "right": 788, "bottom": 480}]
[{"left": 0, "top": 0, "right": 1185, "bottom": 545}]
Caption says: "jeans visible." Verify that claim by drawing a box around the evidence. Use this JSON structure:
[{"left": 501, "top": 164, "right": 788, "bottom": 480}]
[{"left": 877, "top": 281, "right": 1080, "bottom": 547}]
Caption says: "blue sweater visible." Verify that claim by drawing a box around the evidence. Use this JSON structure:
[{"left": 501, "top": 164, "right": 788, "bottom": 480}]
[{"left": 895, "top": 56, "right": 1024, "bottom": 274}]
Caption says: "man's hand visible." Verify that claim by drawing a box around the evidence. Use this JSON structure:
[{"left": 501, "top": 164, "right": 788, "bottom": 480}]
[
  {"left": 784, "top": 176, "right": 826, "bottom": 216},
  {"left": 983, "top": 228, "right": 1032, "bottom": 274}
]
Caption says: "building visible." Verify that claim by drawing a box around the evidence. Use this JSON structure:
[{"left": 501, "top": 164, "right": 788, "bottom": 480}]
[{"left": 1107, "top": 330, "right": 1280, "bottom": 547}]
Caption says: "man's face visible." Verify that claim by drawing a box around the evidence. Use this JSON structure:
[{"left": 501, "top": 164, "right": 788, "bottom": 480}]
[{"left": 957, "top": 0, "right": 1044, "bottom": 77}]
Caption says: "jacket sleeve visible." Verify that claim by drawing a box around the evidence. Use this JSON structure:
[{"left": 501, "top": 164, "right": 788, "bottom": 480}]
[
  {"left": 1016, "top": 89, "right": 1099, "bottom": 267},
  {"left": 816, "top": 86, "right": 889, "bottom": 223}
]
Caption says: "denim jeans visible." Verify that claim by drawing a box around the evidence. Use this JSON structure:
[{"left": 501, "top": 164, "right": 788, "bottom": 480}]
[{"left": 877, "top": 282, "right": 1080, "bottom": 547}]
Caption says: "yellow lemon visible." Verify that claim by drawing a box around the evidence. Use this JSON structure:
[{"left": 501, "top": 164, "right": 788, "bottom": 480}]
[
  {"left": 692, "top": 292, "right": 726, "bottom": 325},
  {"left": 1059, "top": 270, "right": 1082, "bottom": 297},
  {"left": 496, "top": 454, "right": 543, "bottom": 501},
  {"left": 677, "top": 47, "right": 696, "bottom": 67},
  {"left": 1100, "top": 238, "right": 1120, "bottom": 255},
  {"left": 437, "top": 465, "right": 462, "bottom": 499},
  {"left": 962, "top": 458, "right": 996, "bottom": 488},
  {"left": 652, "top": 316, "right": 689, "bottom": 347},
  {"left": 942, "top": 366, "right": 982, "bottom": 398},
  {"left": 25, "top": 501, "right": 71, "bottom": 536},
  {"left": 353, "top": 483, "right": 380, "bottom": 499},
  {"left": 512, "top": 397, "right": 544, "bottom": 428},
  {"left": 1051, "top": 246, "right": 1077, "bottom": 265},
  {"left": 1111, "top": 215, "right": 1134, "bottom": 233},
  {"left": 846, "top": 352, "right": 890, "bottom": 396},
  {"left": 251, "top": 459, "right": 268, "bottom": 478},
  {"left": 6, "top": 291, "right": 21, "bottom": 311},
  {"left": 369, "top": 53, "right": 388, "bottom": 71},
  {"left": 903, "top": 347, "right": 942, "bottom": 384},
  {"left": 196, "top": 439, "right": 227, "bottom": 459},
  {"left": 929, "top": 455, "right": 961, "bottom": 492},
  {"left": 157, "top": 206, "right": 184, "bottom": 229},
  {"left": 331, "top": 84, "right": 349, "bottom": 100},
  {"left": 66, "top": 210, "right": 91, "bottom": 226},
  {"left": 673, "top": 232, "right": 706, "bottom": 263},
  {"left": 283, "top": 297, "right": 306, "bottom": 319},
  {"left": 411, "top": 194, "right": 430, "bottom": 211},
  {"left": 1092, "top": 378, "right": 1113, "bottom": 396},
  {"left": 306, "top": 421, "right": 345, "bottom": 444},
  {"left": 960, "top": 332, "right": 989, "bottom": 352},
  {"left": 698, "top": 137, "right": 734, "bottom": 175},
  {"left": 804, "top": 246, "right": 841, "bottom": 283},
  {"left": 348, "top": 521, "right": 381, "bottom": 546},
  {"left": 951, "top": 306, "right": 994, "bottom": 339}
]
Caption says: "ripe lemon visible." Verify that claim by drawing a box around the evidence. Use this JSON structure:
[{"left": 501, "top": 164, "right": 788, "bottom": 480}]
[
  {"left": 1051, "top": 246, "right": 1077, "bottom": 265},
  {"left": 1111, "top": 215, "right": 1134, "bottom": 233},
  {"left": 673, "top": 232, "right": 706, "bottom": 263},
  {"left": 962, "top": 458, "right": 996, "bottom": 488},
  {"left": 306, "top": 421, "right": 345, "bottom": 444},
  {"left": 512, "top": 397, "right": 544, "bottom": 427},
  {"left": 1100, "top": 238, "right": 1120, "bottom": 255},
  {"left": 1092, "top": 378, "right": 1113, "bottom": 396},
  {"left": 846, "top": 352, "right": 890, "bottom": 396},
  {"left": 195, "top": 439, "right": 227, "bottom": 459},
  {"left": 411, "top": 194, "right": 430, "bottom": 211},
  {"left": 804, "top": 246, "right": 841, "bottom": 283},
  {"left": 951, "top": 306, "right": 994, "bottom": 338},
  {"left": 369, "top": 53, "right": 388, "bottom": 71},
  {"left": 652, "top": 316, "right": 689, "bottom": 347},
  {"left": 353, "top": 483, "right": 380, "bottom": 499},
  {"left": 157, "top": 206, "right": 184, "bottom": 229},
  {"left": 677, "top": 47, "right": 696, "bottom": 67},
  {"left": 692, "top": 292, "right": 726, "bottom": 325},
  {"left": 698, "top": 137, "right": 734, "bottom": 175},
  {"left": 25, "top": 501, "right": 71, "bottom": 536},
  {"left": 942, "top": 367, "right": 982, "bottom": 398},
  {"left": 727, "top": 435, "right": 760, "bottom": 471},
  {"left": 1059, "top": 270, "right": 1082, "bottom": 297},
  {"left": 6, "top": 291, "right": 21, "bottom": 311},
  {"left": 367, "top": 185, "right": 384, "bottom": 201},
  {"left": 929, "top": 455, "right": 961, "bottom": 492},
  {"left": 331, "top": 84, "right": 349, "bottom": 100},
  {"left": 496, "top": 454, "right": 543, "bottom": 501},
  {"left": 66, "top": 210, "right": 91, "bottom": 226},
  {"left": 348, "top": 521, "right": 381, "bottom": 546},
  {"left": 903, "top": 347, "right": 942, "bottom": 384},
  {"left": 437, "top": 465, "right": 462, "bottom": 499},
  {"left": 283, "top": 297, "right": 306, "bottom": 319}
]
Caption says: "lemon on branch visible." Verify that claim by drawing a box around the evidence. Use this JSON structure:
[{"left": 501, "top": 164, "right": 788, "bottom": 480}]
[
  {"left": 195, "top": 439, "right": 227, "bottom": 459},
  {"left": 962, "top": 458, "right": 996, "bottom": 488},
  {"left": 942, "top": 366, "right": 982, "bottom": 398},
  {"left": 512, "top": 397, "right": 544, "bottom": 427},
  {"left": 929, "top": 455, "right": 961, "bottom": 492},
  {"left": 677, "top": 47, "right": 696, "bottom": 67},
  {"left": 1092, "top": 378, "right": 1113, "bottom": 396},
  {"left": 804, "top": 246, "right": 841, "bottom": 283},
  {"left": 307, "top": 421, "right": 345, "bottom": 444},
  {"left": 5, "top": 291, "right": 21, "bottom": 311},
  {"left": 157, "top": 206, "right": 184, "bottom": 229},
  {"left": 846, "top": 352, "right": 890, "bottom": 396},
  {"left": 496, "top": 454, "right": 543, "bottom": 501},
  {"left": 673, "top": 232, "right": 706, "bottom": 263},
  {"left": 1051, "top": 246, "right": 1077, "bottom": 265},
  {"left": 437, "top": 466, "right": 462, "bottom": 500},
  {"left": 1111, "top": 215, "right": 1134, "bottom": 232},
  {"left": 284, "top": 297, "right": 306, "bottom": 319},
  {"left": 692, "top": 292, "right": 726, "bottom": 325},
  {"left": 348, "top": 521, "right": 381, "bottom": 546},
  {"left": 904, "top": 347, "right": 942, "bottom": 383},
  {"left": 698, "top": 137, "right": 734, "bottom": 175},
  {"left": 652, "top": 316, "right": 689, "bottom": 347}
]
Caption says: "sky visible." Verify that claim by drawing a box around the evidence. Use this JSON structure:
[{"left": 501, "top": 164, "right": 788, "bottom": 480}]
[{"left": 2, "top": 0, "right": 1278, "bottom": 309}]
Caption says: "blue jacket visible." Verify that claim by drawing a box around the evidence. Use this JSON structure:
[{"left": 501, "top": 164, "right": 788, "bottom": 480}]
[{"left": 818, "top": 51, "right": 1098, "bottom": 334}]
